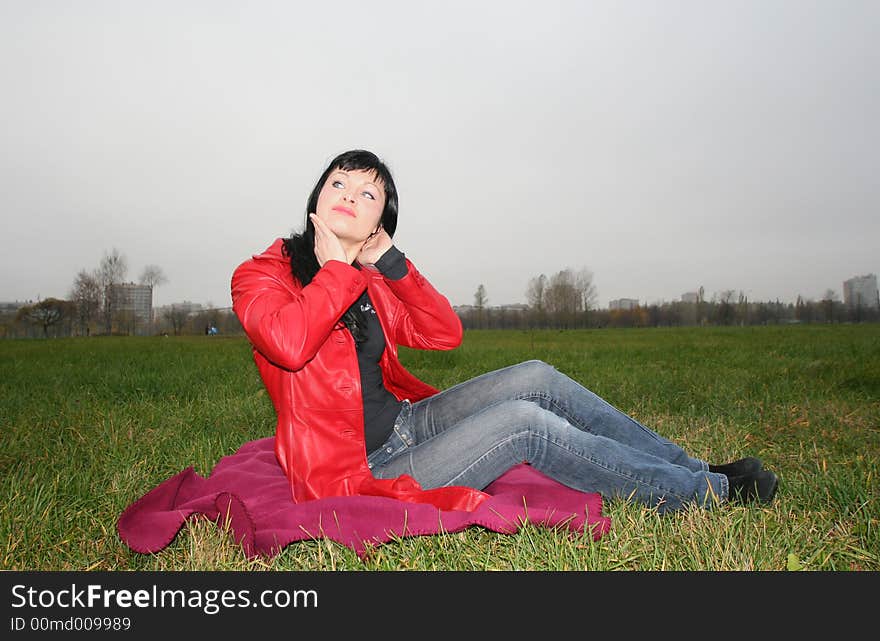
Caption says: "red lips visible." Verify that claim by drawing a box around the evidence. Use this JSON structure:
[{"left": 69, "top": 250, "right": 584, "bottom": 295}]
[{"left": 332, "top": 205, "right": 356, "bottom": 217}]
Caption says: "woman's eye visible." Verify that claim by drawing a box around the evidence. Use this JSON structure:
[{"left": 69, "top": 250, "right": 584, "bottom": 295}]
[
  {"left": 332, "top": 180, "right": 344, "bottom": 188},
  {"left": 362, "top": 191, "right": 375, "bottom": 200}
]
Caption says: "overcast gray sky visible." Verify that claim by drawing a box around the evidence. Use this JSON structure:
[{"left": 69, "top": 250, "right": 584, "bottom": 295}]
[{"left": 2, "top": 0, "right": 877, "bottom": 310}]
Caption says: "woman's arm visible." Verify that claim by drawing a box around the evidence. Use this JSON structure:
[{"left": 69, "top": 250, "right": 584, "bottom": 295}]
[
  {"left": 358, "top": 231, "right": 462, "bottom": 351},
  {"left": 231, "top": 256, "right": 367, "bottom": 371},
  {"left": 380, "top": 256, "right": 463, "bottom": 351}
]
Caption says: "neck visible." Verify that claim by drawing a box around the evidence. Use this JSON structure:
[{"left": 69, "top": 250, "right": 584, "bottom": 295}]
[{"left": 338, "top": 238, "right": 363, "bottom": 265}]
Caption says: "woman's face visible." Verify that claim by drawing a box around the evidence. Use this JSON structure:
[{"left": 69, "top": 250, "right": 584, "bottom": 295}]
[{"left": 314, "top": 168, "right": 386, "bottom": 244}]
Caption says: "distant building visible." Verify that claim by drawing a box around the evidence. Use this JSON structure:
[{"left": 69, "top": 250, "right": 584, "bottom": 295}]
[
  {"left": 843, "top": 274, "right": 879, "bottom": 310},
  {"left": 681, "top": 292, "right": 699, "bottom": 303},
  {"left": 609, "top": 298, "right": 639, "bottom": 310},
  {"left": 108, "top": 283, "right": 152, "bottom": 334}
]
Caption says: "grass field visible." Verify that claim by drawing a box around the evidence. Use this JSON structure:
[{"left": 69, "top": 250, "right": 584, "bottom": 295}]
[{"left": 1, "top": 325, "right": 878, "bottom": 571}]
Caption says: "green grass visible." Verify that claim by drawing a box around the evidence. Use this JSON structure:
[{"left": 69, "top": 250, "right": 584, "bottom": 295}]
[{"left": 1, "top": 325, "right": 878, "bottom": 570}]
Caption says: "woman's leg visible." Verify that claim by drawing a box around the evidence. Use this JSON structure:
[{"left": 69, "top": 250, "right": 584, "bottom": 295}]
[
  {"left": 409, "top": 359, "right": 708, "bottom": 473},
  {"left": 370, "top": 398, "right": 728, "bottom": 512}
]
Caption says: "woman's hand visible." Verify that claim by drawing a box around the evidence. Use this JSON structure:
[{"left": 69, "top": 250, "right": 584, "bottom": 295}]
[
  {"left": 310, "top": 213, "right": 348, "bottom": 266},
  {"left": 356, "top": 227, "right": 393, "bottom": 267}
]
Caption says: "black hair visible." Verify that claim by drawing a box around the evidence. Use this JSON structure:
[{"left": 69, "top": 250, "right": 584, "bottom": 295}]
[{"left": 282, "top": 150, "right": 399, "bottom": 343}]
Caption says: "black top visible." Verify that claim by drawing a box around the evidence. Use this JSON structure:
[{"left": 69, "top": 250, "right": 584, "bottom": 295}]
[{"left": 353, "top": 246, "right": 408, "bottom": 453}]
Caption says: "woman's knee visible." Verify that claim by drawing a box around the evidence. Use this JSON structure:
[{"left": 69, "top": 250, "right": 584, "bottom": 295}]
[
  {"left": 510, "top": 359, "right": 559, "bottom": 385},
  {"left": 478, "top": 399, "right": 552, "bottom": 438},
  {"left": 496, "top": 399, "right": 562, "bottom": 443},
  {"left": 518, "top": 358, "right": 552, "bottom": 371}
]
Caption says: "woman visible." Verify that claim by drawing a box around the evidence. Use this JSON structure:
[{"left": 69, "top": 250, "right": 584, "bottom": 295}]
[{"left": 231, "top": 149, "right": 778, "bottom": 514}]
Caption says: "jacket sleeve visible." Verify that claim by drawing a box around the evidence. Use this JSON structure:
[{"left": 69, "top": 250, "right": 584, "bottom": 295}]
[
  {"left": 231, "top": 257, "right": 368, "bottom": 371},
  {"left": 382, "top": 258, "right": 463, "bottom": 350}
]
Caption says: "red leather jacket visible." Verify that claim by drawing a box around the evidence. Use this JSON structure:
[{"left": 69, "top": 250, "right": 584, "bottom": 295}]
[{"left": 231, "top": 238, "right": 488, "bottom": 511}]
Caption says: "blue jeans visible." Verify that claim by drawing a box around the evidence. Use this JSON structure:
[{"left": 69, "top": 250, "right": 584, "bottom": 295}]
[{"left": 367, "top": 360, "right": 729, "bottom": 512}]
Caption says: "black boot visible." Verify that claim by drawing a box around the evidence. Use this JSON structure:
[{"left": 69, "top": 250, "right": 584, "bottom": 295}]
[
  {"left": 727, "top": 468, "right": 779, "bottom": 504},
  {"left": 709, "top": 457, "right": 763, "bottom": 477}
]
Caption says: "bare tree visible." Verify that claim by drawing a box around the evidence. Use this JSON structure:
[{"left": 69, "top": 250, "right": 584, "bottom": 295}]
[
  {"left": 526, "top": 273, "right": 547, "bottom": 327},
  {"left": 737, "top": 290, "right": 749, "bottom": 326},
  {"left": 474, "top": 284, "right": 488, "bottom": 308},
  {"left": 474, "top": 284, "right": 488, "bottom": 329},
  {"left": 98, "top": 248, "right": 128, "bottom": 333},
  {"left": 17, "top": 298, "right": 75, "bottom": 337},
  {"left": 697, "top": 285, "right": 706, "bottom": 325},
  {"left": 139, "top": 264, "right": 167, "bottom": 289},
  {"left": 715, "top": 289, "right": 737, "bottom": 325},
  {"left": 69, "top": 269, "right": 102, "bottom": 336},
  {"left": 545, "top": 269, "right": 580, "bottom": 327},
  {"left": 526, "top": 274, "right": 546, "bottom": 310},
  {"left": 139, "top": 264, "right": 167, "bottom": 327},
  {"left": 163, "top": 304, "right": 189, "bottom": 336},
  {"left": 821, "top": 289, "right": 838, "bottom": 323},
  {"left": 575, "top": 267, "right": 598, "bottom": 326},
  {"left": 99, "top": 248, "right": 128, "bottom": 286}
]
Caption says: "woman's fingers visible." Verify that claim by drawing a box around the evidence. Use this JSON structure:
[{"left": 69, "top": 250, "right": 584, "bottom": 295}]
[
  {"left": 357, "top": 227, "right": 393, "bottom": 265},
  {"left": 309, "top": 213, "right": 327, "bottom": 236},
  {"left": 309, "top": 213, "right": 346, "bottom": 266}
]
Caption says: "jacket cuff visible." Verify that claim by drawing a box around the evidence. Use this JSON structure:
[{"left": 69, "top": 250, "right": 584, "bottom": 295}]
[{"left": 373, "top": 246, "right": 408, "bottom": 281}]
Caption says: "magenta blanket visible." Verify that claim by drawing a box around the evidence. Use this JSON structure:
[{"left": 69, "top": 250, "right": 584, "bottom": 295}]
[{"left": 117, "top": 436, "right": 611, "bottom": 559}]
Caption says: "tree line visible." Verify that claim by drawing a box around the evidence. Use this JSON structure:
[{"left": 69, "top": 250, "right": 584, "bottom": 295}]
[
  {"left": 1, "top": 248, "right": 239, "bottom": 339},
  {"left": 457, "top": 270, "right": 879, "bottom": 329},
  {"left": 3, "top": 258, "right": 877, "bottom": 338}
]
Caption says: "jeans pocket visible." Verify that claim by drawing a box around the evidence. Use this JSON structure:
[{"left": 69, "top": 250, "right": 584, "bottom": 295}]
[{"left": 367, "top": 401, "right": 413, "bottom": 470}]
